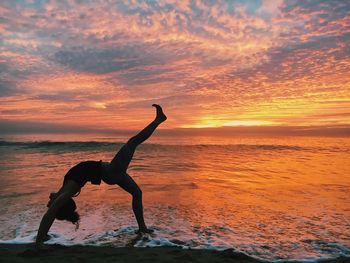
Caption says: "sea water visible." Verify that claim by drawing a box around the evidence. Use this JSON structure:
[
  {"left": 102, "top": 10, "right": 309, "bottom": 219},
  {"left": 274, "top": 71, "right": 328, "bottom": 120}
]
[{"left": 0, "top": 133, "right": 349, "bottom": 261}]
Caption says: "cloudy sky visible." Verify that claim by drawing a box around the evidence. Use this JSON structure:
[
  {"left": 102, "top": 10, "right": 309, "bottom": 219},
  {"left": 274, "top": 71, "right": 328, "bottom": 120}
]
[{"left": 1, "top": 0, "right": 349, "bottom": 132}]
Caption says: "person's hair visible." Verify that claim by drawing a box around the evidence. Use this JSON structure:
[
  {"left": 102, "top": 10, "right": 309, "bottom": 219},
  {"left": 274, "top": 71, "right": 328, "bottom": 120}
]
[{"left": 48, "top": 195, "right": 80, "bottom": 229}]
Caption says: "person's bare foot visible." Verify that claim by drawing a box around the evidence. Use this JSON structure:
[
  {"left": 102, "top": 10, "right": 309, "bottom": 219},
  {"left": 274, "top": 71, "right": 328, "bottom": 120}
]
[
  {"left": 152, "top": 104, "right": 167, "bottom": 124},
  {"left": 136, "top": 227, "right": 154, "bottom": 234}
]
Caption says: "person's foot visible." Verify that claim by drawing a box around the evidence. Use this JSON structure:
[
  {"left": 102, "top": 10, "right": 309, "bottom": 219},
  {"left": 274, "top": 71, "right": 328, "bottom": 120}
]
[
  {"left": 152, "top": 104, "right": 167, "bottom": 123},
  {"left": 136, "top": 228, "right": 154, "bottom": 234}
]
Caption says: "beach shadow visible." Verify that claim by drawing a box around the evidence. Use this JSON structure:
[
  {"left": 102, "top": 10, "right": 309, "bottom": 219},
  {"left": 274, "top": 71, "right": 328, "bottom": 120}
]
[{"left": 19, "top": 245, "right": 54, "bottom": 257}]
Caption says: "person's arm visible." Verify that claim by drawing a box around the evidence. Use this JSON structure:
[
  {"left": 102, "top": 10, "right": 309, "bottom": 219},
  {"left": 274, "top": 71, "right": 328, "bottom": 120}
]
[{"left": 35, "top": 192, "right": 71, "bottom": 248}]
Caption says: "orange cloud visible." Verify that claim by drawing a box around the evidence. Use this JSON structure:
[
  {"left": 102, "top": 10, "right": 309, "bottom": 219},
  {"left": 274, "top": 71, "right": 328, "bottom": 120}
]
[{"left": 0, "top": 0, "right": 349, "bottom": 132}]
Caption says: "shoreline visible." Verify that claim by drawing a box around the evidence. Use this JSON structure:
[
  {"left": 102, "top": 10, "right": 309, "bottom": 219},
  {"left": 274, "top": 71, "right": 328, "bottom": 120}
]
[{"left": 0, "top": 244, "right": 349, "bottom": 263}]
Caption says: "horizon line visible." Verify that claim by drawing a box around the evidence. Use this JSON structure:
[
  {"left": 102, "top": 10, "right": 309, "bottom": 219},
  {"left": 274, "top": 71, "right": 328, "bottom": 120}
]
[{"left": 0, "top": 119, "right": 349, "bottom": 137}]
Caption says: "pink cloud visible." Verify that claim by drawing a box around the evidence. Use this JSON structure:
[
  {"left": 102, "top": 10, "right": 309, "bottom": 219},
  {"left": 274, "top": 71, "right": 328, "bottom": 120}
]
[{"left": 0, "top": 0, "right": 349, "bottom": 130}]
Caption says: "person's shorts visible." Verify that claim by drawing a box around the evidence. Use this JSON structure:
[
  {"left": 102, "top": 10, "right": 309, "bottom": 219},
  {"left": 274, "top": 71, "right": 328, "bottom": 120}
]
[{"left": 63, "top": 161, "right": 102, "bottom": 188}]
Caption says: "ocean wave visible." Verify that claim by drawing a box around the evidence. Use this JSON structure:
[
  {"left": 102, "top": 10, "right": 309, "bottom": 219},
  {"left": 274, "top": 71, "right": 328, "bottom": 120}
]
[
  {"left": 0, "top": 191, "right": 40, "bottom": 199},
  {"left": 0, "top": 140, "right": 308, "bottom": 151},
  {"left": 0, "top": 140, "right": 123, "bottom": 150},
  {"left": 1, "top": 227, "right": 349, "bottom": 262}
]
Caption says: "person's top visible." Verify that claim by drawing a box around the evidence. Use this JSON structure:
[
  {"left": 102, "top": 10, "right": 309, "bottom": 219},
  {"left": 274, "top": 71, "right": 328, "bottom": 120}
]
[{"left": 63, "top": 160, "right": 103, "bottom": 188}]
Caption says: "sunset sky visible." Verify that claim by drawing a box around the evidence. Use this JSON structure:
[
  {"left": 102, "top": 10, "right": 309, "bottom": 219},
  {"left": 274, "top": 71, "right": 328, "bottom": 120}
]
[{"left": 1, "top": 0, "right": 349, "bottom": 133}]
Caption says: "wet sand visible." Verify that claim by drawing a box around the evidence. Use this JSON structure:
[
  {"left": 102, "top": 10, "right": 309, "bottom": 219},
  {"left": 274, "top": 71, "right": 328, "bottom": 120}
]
[
  {"left": 0, "top": 244, "right": 258, "bottom": 263},
  {"left": 0, "top": 244, "right": 349, "bottom": 263}
]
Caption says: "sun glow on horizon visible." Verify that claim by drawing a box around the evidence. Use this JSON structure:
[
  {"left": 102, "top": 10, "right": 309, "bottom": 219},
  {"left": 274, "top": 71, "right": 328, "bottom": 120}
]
[
  {"left": 223, "top": 120, "right": 278, "bottom": 127},
  {"left": 181, "top": 120, "right": 278, "bottom": 128}
]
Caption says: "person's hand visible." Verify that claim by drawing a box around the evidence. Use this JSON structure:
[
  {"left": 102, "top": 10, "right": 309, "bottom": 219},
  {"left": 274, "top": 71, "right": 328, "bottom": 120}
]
[
  {"left": 35, "top": 242, "right": 44, "bottom": 250},
  {"left": 35, "top": 242, "right": 52, "bottom": 251},
  {"left": 47, "top": 192, "right": 58, "bottom": 207}
]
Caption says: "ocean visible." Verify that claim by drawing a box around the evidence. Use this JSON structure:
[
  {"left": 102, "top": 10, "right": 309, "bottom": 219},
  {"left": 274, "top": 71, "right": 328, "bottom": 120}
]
[{"left": 0, "top": 133, "right": 349, "bottom": 262}]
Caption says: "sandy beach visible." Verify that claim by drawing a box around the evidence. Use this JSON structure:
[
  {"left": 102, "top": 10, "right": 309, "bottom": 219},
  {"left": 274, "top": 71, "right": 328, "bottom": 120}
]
[
  {"left": 1, "top": 244, "right": 349, "bottom": 263},
  {"left": 0, "top": 244, "right": 260, "bottom": 263}
]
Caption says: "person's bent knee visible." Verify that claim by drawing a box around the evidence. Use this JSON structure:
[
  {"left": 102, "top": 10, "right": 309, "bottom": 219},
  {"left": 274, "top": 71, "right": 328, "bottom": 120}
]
[{"left": 133, "top": 188, "right": 142, "bottom": 199}]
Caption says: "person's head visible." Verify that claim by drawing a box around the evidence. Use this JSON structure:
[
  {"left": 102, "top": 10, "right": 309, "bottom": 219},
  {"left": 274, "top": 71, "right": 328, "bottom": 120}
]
[{"left": 48, "top": 193, "right": 80, "bottom": 229}]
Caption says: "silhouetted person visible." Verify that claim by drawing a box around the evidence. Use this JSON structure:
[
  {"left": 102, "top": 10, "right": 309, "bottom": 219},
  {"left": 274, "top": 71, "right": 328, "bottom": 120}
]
[{"left": 35, "top": 104, "right": 167, "bottom": 249}]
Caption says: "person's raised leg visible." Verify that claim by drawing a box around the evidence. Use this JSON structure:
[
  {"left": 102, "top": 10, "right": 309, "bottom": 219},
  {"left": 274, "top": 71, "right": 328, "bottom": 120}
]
[
  {"left": 110, "top": 104, "right": 167, "bottom": 172},
  {"left": 117, "top": 173, "right": 152, "bottom": 233}
]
